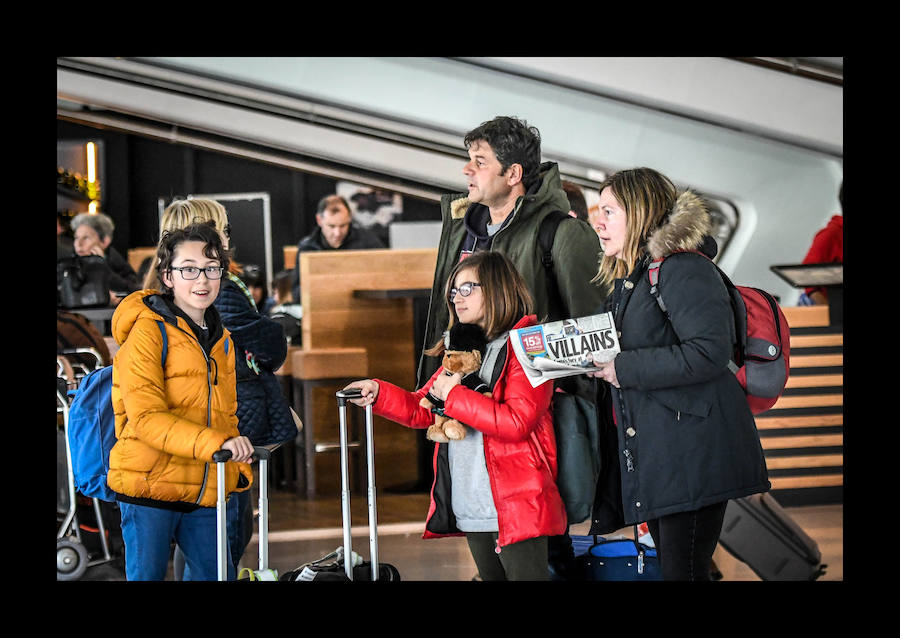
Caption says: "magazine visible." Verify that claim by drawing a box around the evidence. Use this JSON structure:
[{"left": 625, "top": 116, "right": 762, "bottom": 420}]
[{"left": 509, "top": 312, "right": 621, "bottom": 387}]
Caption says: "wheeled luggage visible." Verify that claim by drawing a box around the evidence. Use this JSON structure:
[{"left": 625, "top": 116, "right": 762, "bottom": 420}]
[
  {"left": 214, "top": 446, "right": 277, "bottom": 581},
  {"left": 280, "top": 389, "right": 400, "bottom": 581},
  {"left": 717, "top": 492, "right": 827, "bottom": 581}
]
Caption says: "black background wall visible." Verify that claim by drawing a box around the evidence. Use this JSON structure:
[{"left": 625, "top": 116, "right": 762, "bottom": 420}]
[{"left": 57, "top": 120, "right": 442, "bottom": 270}]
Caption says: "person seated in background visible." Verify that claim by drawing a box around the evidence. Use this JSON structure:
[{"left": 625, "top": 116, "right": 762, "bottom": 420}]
[
  {"left": 289, "top": 194, "right": 385, "bottom": 300},
  {"left": 271, "top": 269, "right": 294, "bottom": 308},
  {"left": 562, "top": 180, "right": 589, "bottom": 222},
  {"left": 268, "top": 269, "right": 302, "bottom": 344},
  {"left": 799, "top": 182, "right": 843, "bottom": 306},
  {"left": 240, "top": 264, "right": 275, "bottom": 316},
  {"left": 68, "top": 212, "right": 141, "bottom": 305}
]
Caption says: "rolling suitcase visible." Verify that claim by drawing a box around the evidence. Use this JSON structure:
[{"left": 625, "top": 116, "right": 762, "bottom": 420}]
[
  {"left": 280, "top": 389, "right": 400, "bottom": 581},
  {"left": 214, "top": 446, "right": 277, "bottom": 581},
  {"left": 718, "top": 492, "right": 827, "bottom": 581}
]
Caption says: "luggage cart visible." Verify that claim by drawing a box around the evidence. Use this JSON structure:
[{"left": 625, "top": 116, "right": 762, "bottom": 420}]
[{"left": 56, "top": 351, "right": 119, "bottom": 581}]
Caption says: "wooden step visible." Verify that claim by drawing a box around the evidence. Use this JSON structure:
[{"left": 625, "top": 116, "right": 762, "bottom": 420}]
[
  {"left": 754, "top": 414, "right": 843, "bottom": 429},
  {"left": 764, "top": 454, "right": 843, "bottom": 469},
  {"left": 770, "top": 474, "right": 843, "bottom": 490},
  {"left": 760, "top": 433, "right": 842, "bottom": 449}
]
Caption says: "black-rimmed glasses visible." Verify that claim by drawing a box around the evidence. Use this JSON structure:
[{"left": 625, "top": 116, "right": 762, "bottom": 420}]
[
  {"left": 448, "top": 282, "right": 481, "bottom": 302},
  {"left": 170, "top": 266, "right": 225, "bottom": 280}
]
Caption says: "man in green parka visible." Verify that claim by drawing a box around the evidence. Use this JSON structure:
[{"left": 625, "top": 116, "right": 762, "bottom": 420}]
[{"left": 417, "top": 115, "right": 607, "bottom": 579}]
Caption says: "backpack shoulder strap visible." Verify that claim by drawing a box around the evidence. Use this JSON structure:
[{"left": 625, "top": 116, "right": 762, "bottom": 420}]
[
  {"left": 647, "top": 249, "right": 711, "bottom": 315},
  {"left": 648, "top": 251, "right": 743, "bottom": 372},
  {"left": 538, "top": 211, "right": 569, "bottom": 319},
  {"left": 156, "top": 319, "right": 168, "bottom": 367},
  {"left": 488, "top": 342, "right": 509, "bottom": 391},
  {"left": 647, "top": 257, "right": 669, "bottom": 314}
]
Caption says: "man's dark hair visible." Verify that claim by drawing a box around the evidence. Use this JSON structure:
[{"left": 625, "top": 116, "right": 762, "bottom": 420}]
[
  {"left": 464, "top": 116, "right": 542, "bottom": 189},
  {"left": 562, "top": 181, "right": 589, "bottom": 221},
  {"left": 316, "top": 194, "right": 352, "bottom": 216},
  {"left": 156, "top": 220, "right": 230, "bottom": 291}
]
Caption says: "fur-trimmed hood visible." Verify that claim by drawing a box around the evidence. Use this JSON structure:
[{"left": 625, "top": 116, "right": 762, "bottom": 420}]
[{"left": 646, "top": 190, "right": 713, "bottom": 260}]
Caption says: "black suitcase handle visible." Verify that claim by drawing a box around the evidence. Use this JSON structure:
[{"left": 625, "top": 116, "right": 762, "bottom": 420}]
[
  {"left": 213, "top": 446, "right": 273, "bottom": 463},
  {"left": 336, "top": 387, "right": 364, "bottom": 406}
]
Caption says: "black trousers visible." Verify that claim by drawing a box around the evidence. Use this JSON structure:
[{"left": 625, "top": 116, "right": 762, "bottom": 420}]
[
  {"left": 647, "top": 501, "right": 728, "bottom": 581},
  {"left": 465, "top": 533, "right": 550, "bottom": 581}
]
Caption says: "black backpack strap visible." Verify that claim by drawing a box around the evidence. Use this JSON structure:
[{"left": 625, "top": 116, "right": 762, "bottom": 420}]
[
  {"left": 538, "top": 211, "right": 569, "bottom": 321},
  {"left": 488, "top": 342, "right": 508, "bottom": 391}
]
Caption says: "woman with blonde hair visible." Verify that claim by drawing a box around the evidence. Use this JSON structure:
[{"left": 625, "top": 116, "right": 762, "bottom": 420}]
[
  {"left": 586, "top": 167, "right": 769, "bottom": 580},
  {"left": 148, "top": 198, "right": 296, "bottom": 578},
  {"left": 142, "top": 199, "right": 233, "bottom": 290},
  {"left": 344, "top": 251, "right": 567, "bottom": 580}
]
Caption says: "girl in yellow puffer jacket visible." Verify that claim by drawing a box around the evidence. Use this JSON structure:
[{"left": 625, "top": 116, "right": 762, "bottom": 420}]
[{"left": 109, "top": 221, "right": 254, "bottom": 581}]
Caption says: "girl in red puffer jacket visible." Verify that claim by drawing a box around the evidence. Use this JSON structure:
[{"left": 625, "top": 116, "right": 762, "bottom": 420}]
[{"left": 344, "top": 251, "right": 567, "bottom": 581}]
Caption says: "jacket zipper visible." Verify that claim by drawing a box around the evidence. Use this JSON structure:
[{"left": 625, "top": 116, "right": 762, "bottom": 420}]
[
  {"left": 479, "top": 427, "right": 504, "bottom": 554},
  {"left": 171, "top": 322, "right": 215, "bottom": 505}
]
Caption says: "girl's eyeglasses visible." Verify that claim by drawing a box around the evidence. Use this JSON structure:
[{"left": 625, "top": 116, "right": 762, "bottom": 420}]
[
  {"left": 448, "top": 282, "right": 481, "bottom": 302},
  {"left": 170, "top": 266, "right": 225, "bottom": 280}
]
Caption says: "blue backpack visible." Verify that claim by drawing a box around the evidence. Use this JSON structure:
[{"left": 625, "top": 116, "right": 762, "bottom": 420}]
[{"left": 66, "top": 320, "right": 168, "bottom": 502}]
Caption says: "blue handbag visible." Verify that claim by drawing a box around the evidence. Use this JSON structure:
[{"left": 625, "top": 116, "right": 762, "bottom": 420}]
[{"left": 574, "top": 525, "right": 662, "bottom": 581}]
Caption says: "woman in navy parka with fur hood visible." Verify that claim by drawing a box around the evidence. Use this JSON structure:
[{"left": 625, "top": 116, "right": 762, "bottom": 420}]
[{"left": 588, "top": 168, "right": 770, "bottom": 581}]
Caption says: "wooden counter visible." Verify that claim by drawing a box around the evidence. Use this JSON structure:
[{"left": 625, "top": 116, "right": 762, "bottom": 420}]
[{"left": 298, "top": 248, "right": 437, "bottom": 495}]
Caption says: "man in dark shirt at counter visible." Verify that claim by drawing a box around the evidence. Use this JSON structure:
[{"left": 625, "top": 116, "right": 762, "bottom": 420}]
[{"left": 290, "top": 194, "right": 385, "bottom": 300}]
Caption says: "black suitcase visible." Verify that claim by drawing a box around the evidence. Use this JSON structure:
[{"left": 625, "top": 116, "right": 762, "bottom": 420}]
[
  {"left": 718, "top": 492, "right": 827, "bottom": 581},
  {"left": 280, "top": 388, "right": 400, "bottom": 581}
]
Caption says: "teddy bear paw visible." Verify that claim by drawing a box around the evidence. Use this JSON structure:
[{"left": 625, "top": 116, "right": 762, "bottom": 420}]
[
  {"left": 426, "top": 424, "right": 450, "bottom": 443},
  {"left": 443, "top": 421, "right": 467, "bottom": 440}
]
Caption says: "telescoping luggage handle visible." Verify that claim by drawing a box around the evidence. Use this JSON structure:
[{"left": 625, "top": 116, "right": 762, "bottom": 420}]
[
  {"left": 336, "top": 388, "right": 379, "bottom": 581},
  {"left": 213, "top": 446, "right": 272, "bottom": 582}
]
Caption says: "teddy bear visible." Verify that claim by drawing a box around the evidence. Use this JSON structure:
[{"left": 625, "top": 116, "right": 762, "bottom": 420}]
[{"left": 420, "top": 322, "right": 491, "bottom": 443}]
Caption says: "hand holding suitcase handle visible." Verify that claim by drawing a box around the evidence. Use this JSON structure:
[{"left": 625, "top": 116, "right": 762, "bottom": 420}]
[
  {"left": 214, "top": 436, "right": 255, "bottom": 463},
  {"left": 340, "top": 381, "right": 379, "bottom": 407},
  {"left": 213, "top": 445, "right": 273, "bottom": 463}
]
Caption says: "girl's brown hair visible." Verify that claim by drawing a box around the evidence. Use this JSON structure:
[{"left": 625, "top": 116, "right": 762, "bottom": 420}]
[
  {"left": 156, "top": 221, "right": 231, "bottom": 294},
  {"left": 592, "top": 167, "right": 677, "bottom": 292},
  {"left": 425, "top": 251, "right": 533, "bottom": 357}
]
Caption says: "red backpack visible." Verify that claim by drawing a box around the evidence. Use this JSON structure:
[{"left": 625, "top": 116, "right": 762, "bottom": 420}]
[{"left": 648, "top": 251, "right": 790, "bottom": 414}]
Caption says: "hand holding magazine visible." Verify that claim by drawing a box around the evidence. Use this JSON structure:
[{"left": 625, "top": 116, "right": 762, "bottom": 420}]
[{"left": 509, "top": 312, "right": 621, "bottom": 387}]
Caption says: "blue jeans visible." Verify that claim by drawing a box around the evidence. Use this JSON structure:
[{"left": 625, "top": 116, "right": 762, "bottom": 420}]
[
  {"left": 120, "top": 499, "right": 237, "bottom": 581},
  {"left": 180, "top": 490, "right": 250, "bottom": 580}
]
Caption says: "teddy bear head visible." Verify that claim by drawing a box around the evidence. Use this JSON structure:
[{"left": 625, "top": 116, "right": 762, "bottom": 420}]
[{"left": 441, "top": 323, "right": 488, "bottom": 375}]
